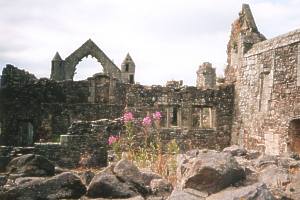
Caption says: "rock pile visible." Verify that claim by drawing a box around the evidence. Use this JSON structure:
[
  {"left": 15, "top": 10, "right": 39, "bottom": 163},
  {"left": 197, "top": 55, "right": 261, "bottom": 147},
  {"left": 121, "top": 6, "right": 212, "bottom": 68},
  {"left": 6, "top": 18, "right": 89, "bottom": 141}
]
[
  {"left": 0, "top": 155, "right": 172, "bottom": 200},
  {"left": 170, "top": 145, "right": 300, "bottom": 200},
  {"left": 1, "top": 146, "right": 300, "bottom": 199}
]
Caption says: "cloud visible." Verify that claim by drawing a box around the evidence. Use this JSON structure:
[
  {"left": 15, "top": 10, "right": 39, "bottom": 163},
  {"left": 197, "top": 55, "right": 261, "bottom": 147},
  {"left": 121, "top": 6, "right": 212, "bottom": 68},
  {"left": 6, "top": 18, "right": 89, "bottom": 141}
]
[{"left": 0, "top": 0, "right": 299, "bottom": 85}]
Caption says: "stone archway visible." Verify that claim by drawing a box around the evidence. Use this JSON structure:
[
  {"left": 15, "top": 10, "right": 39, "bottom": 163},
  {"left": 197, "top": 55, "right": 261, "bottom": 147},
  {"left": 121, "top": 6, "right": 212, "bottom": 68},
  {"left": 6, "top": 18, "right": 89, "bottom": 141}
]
[
  {"left": 73, "top": 55, "right": 104, "bottom": 81},
  {"left": 289, "top": 118, "right": 300, "bottom": 154},
  {"left": 51, "top": 39, "right": 121, "bottom": 81}
]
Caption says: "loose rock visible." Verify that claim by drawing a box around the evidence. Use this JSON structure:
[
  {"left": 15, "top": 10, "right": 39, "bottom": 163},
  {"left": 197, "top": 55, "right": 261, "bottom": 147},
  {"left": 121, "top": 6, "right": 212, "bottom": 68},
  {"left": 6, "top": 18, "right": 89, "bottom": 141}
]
[{"left": 6, "top": 154, "right": 55, "bottom": 177}]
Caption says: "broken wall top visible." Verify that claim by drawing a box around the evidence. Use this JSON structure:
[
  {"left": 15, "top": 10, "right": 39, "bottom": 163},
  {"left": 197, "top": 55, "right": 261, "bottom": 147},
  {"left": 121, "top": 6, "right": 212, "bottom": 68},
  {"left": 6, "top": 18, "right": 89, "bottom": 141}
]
[{"left": 245, "top": 28, "right": 300, "bottom": 56}]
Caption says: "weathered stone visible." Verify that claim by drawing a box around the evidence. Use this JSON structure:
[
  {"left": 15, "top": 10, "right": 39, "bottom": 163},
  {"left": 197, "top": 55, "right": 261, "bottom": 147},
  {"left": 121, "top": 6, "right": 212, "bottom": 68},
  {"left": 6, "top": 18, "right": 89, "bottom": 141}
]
[
  {"left": 86, "top": 170, "right": 139, "bottom": 198},
  {"left": 226, "top": 4, "right": 300, "bottom": 156},
  {"left": 6, "top": 154, "right": 55, "bottom": 177},
  {"left": 54, "top": 166, "right": 68, "bottom": 174},
  {"left": 80, "top": 196, "right": 145, "bottom": 200},
  {"left": 285, "top": 170, "right": 300, "bottom": 200},
  {"left": 168, "top": 188, "right": 206, "bottom": 200},
  {"left": 140, "top": 171, "right": 162, "bottom": 186},
  {"left": 258, "top": 164, "right": 290, "bottom": 188},
  {"left": 113, "top": 159, "right": 144, "bottom": 185},
  {"left": 14, "top": 177, "right": 45, "bottom": 185},
  {"left": 223, "top": 145, "right": 247, "bottom": 156},
  {"left": 245, "top": 150, "right": 261, "bottom": 160},
  {"left": 80, "top": 170, "right": 95, "bottom": 186},
  {"left": 0, "top": 172, "right": 86, "bottom": 200},
  {"left": 178, "top": 150, "right": 245, "bottom": 194},
  {"left": 206, "top": 183, "right": 275, "bottom": 200},
  {"left": 150, "top": 178, "right": 173, "bottom": 196},
  {"left": 256, "top": 155, "right": 278, "bottom": 168}
]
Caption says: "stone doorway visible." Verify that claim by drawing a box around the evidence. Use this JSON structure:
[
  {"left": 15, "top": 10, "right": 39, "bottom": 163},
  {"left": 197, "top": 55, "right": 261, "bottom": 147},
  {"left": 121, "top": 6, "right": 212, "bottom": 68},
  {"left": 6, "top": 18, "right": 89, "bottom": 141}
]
[{"left": 289, "top": 119, "right": 300, "bottom": 154}]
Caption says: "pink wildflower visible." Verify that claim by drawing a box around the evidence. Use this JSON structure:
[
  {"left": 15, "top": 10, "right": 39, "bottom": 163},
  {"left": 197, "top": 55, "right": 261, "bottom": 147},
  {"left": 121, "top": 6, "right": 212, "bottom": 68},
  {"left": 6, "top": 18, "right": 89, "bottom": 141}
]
[
  {"left": 108, "top": 135, "right": 118, "bottom": 145},
  {"left": 123, "top": 112, "right": 134, "bottom": 123},
  {"left": 142, "top": 116, "right": 152, "bottom": 127},
  {"left": 153, "top": 111, "right": 162, "bottom": 120}
]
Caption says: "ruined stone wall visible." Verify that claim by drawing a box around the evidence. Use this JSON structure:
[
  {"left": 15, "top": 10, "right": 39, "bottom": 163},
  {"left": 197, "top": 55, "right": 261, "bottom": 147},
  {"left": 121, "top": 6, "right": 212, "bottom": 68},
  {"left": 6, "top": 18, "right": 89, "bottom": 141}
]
[
  {"left": 0, "top": 119, "right": 113, "bottom": 169},
  {"left": 125, "top": 84, "right": 234, "bottom": 150},
  {"left": 232, "top": 30, "right": 300, "bottom": 155},
  {"left": 0, "top": 66, "right": 125, "bottom": 146},
  {"left": 51, "top": 39, "right": 121, "bottom": 81}
]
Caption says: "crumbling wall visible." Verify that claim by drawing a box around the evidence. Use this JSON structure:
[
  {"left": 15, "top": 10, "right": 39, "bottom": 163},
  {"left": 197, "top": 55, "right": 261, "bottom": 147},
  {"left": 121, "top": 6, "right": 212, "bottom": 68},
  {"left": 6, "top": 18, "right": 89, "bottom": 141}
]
[
  {"left": 0, "top": 119, "right": 113, "bottom": 168},
  {"left": 125, "top": 83, "right": 234, "bottom": 150},
  {"left": 196, "top": 62, "right": 216, "bottom": 89},
  {"left": 0, "top": 65, "right": 125, "bottom": 146},
  {"left": 231, "top": 30, "right": 300, "bottom": 155},
  {"left": 51, "top": 39, "right": 121, "bottom": 81}
]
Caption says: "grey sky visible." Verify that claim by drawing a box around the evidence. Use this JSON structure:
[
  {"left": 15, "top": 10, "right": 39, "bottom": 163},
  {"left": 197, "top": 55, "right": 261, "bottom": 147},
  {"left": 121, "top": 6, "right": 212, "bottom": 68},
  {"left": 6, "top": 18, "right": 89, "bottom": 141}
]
[{"left": 0, "top": 0, "right": 299, "bottom": 85}]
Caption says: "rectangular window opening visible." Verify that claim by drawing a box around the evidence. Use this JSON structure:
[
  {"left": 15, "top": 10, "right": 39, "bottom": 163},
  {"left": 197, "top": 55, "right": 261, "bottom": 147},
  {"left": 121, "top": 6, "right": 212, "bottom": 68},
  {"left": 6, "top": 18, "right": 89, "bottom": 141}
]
[
  {"left": 125, "top": 64, "right": 129, "bottom": 72},
  {"left": 129, "top": 75, "right": 134, "bottom": 84},
  {"left": 171, "top": 107, "right": 178, "bottom": 126}
]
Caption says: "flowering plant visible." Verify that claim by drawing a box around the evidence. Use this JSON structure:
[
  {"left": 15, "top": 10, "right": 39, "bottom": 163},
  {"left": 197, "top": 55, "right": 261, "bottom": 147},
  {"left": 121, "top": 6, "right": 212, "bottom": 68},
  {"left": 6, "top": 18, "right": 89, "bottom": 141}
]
[
  {"left": 108, "top": 110, "right": 179, "bottom": 184},
  {"left": 108, "top": 135, "right": 121, "bottom": 159},
  {"left": 142, "top": 116, "right": 152, "bottom": 127},
  {"left": 123, "top": 112, "right": 134, "bottom": 123},
  {"left": 153, "top": 111, "right": 162, "bottom": 120},
  {"left": 108, "top": 135, "right": 119, "bottom": 145}
]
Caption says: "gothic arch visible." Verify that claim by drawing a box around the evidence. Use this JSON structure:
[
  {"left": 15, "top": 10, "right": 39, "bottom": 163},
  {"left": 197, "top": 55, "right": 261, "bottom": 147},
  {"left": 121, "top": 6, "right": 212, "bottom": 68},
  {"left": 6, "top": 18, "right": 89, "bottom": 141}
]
[{"left": 51, "top": 39, "right": 121, "bottom": 80}]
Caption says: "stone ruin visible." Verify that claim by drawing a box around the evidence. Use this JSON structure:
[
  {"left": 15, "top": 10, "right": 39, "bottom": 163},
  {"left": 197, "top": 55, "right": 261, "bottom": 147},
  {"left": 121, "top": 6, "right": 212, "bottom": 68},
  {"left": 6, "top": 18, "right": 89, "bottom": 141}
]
[{"left": 0, "top": 4, "right": 299, "bottom": 168}]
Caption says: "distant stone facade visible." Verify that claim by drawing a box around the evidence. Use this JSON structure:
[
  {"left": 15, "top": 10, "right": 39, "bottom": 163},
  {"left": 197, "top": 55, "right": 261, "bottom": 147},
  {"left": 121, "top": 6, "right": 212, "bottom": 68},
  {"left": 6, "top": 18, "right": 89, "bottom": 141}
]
[
  {"left": 50, "top": 39, "right": 134, "bottom": 83},
  {"left": 0, "top": 3, "right": 299, "bottom": 168}
]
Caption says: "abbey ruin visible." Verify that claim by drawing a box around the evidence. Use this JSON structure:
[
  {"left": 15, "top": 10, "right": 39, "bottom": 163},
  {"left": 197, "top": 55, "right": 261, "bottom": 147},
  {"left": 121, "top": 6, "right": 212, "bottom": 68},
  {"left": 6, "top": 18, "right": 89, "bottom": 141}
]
[{"left": 0, "top": 4, "right": 299, "bottom": 168}]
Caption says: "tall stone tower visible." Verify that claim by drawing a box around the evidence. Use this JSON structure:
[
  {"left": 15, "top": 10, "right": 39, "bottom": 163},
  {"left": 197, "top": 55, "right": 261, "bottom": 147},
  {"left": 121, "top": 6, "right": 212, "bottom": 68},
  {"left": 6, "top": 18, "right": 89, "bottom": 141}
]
[
  {"left": 196, "top": 62, "right": 216, "bottom": 89},
  {"left": 121, "top": 53, "right": 135, "bottom": 84},
  {"left": 51, "top": 52, "right": 64, "bottom": 80},
  {"left": 225, "top": 4, "right": 266, "bottom": 145},
  {"left": 225, "top": 4, "right": 266, "bottom": 83}
]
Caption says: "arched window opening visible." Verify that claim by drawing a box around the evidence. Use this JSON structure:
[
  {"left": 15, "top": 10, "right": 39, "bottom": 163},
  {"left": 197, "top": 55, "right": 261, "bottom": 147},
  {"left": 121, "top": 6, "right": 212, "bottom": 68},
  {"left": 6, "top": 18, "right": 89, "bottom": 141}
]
[
  {"left": 289, "top": 118, "right": 300, "bottom": 154},
  {"left": 73, "top": 55, "right": 103, "bottom": 81}
]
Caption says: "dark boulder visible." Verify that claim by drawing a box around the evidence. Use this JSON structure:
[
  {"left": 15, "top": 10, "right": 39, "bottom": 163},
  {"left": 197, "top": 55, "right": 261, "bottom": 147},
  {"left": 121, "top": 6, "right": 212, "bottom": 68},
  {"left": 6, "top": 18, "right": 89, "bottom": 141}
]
[
  {"left": 206, "top": 183, "right": 275, "bottom": 200},
  {"left": 113, "top": 159, "right": 149, "bottom": 195},
  {"left": 140, "top": 171, "right": 162, "bottom": 186},
  {"left": 80, "top": 170, "right": 95, "bottom": 186},
  {"left": 223, "top": 145, "right": 247, "bottom": 156},
  {"left": 86, "top": 169, "right": 139, "bottom": 198},
  {"left": 6, "top": 154, "right": 55, "bottom": 177},
  {"left": 178, "top": 150, "right": 245, "bottom": 194},
  {"left": 150, "top": 178, "right": 173, "bottom": 197},
  {"left": 0, "top": 172, "right": 86, "bottom": 200}
]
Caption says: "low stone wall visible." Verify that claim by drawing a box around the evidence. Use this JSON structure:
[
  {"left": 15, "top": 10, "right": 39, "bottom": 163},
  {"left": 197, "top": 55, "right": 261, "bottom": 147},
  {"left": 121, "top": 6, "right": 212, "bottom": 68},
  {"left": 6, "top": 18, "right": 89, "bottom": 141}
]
[
  {"left": 0, "top": 124, "right": 109, "bottom": 169},
  {"left": 34, "top": 134, "right": 107, "bottom": 168},
  {"left": 126, "top": 127, "right": 228, "bottom": 153}
]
